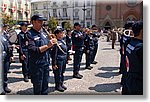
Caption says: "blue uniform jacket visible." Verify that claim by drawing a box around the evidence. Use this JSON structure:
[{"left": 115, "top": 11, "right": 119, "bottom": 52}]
[
  {"left": 27, "top": 28, "right": 50, "bottom": 69},
  {"left": 92, "top": 31, "right": 100, "bottom": 44},
  {"left": 84, "top": 34, "right": 94, "bottom": 51},
  {"left": 72, "top": 30, "right": 85, "bottom": 47},
  {"left": 51, "top": 39, "right": 67, "bottom": 66},
  {"left": 126, "top": 38, "right": 143, "bottom": 79},
  {"left": 17, "top": 31, "right": 29, "bottom": 55},
  {"left": 1, "top": 34, "right": 9, "bottom": 61}
]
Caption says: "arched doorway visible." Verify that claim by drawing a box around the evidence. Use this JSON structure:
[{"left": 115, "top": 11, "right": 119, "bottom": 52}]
[
  {"left": 126, "top": 15, "right": 137, "bottom": 21},
  {"left": 104, "top": 22, "right": 111, "bottom": 30}
]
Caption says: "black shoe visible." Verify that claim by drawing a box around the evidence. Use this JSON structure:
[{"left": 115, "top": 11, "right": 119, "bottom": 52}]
[
  {"left": 28, "top": 75, "right": 31, "bottom": 79},
  {"left": 7, "top": 70, "right": 11, "bottom": 73},
  {"left": 73, "top": 73, "right": 83, "bottom": 79},
  {"left": 0, "top": 91, "right": 6, "bottom": 95},
  {"left": 24, "top": 76, "right": 29, "bottom": 82},
  {"left": 55, "top": 86, "right": 65, "bottom": 92},
  {"left": 85, "top": 66, "right": 93, "bottom": 70},
  {"left": 68, "top": 57, "right": 72, "bottom": 60},
  {"left": 4, "top": 87, "right": 11, "bottom": 93},
  {"left": 91, "top": 61, "right": 98, "bottom": 64},
  {"left": 61, "top": 83, "right": 67, "bottom": 90}
]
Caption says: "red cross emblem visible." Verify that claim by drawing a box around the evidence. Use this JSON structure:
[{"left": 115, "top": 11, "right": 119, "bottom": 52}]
[
  {"left": 11, "top": 6, "right": 16, "bottom": 13},
  {"left": 1, "top": 4, "right": 7, "bottom": 12}
]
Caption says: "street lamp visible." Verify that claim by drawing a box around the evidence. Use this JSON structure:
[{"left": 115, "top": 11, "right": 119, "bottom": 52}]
[
  {"left": 47, "top": 0, "right": 51, "bottom": 21},
  {"left": 82, "top": 0, "right": 87, "bottom": 28}
]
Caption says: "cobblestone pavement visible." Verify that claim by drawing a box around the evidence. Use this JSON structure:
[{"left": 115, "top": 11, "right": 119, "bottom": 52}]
[{"left": 7, "top": 36, "right": 122, "bottom": 95}]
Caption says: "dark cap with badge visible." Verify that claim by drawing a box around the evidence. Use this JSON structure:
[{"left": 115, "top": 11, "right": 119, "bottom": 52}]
[
  {"left": 74, "top": 22, "right": 81, "bottom": 27},
  {"left": 54, "top": 29, "right": 63, "bottom": 35},
  {"left": 19, "top": 22, "right": 28, "bottom": 26},
  {"left": 132, "top": 21, "right": 143, "bottom": 37},
  {"left": 31, "top": 14, "right": 47, "bottom": 21}
]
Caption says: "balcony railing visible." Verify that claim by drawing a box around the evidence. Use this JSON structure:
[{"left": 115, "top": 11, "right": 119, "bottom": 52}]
[{"left": 73, "top": 16, "right": 79, "bottom": 20}]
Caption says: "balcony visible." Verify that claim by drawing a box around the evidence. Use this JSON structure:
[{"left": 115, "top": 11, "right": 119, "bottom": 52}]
[
  {"left": 56, "top": 16, "right": 70, "bottom": 20},
  {"left": 73, "top": 16, "right": 79, "bottom": 20},
  {"left": 61, "top": 16, "right": 70, "bottom": 20},
  {"left": 86, "top": 16, "right": 92, "bottom": 20}
]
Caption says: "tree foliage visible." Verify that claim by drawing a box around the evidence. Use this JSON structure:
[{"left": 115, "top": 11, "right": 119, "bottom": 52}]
[
  {"left": 0, "top": 13, "right": 16, "bottom": 27},
  {"left": 63, "top": 21, "right": 72, "bottom": 30},
  {"left": 48, "top": 17, "right": 58, "bottom": 33}
]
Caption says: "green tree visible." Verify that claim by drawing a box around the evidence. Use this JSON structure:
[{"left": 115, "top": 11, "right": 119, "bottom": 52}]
[
  {"left": 63, "top": 21, "right": 72, "bottom": 30},
  {"left": 48, "top": 17, "right": 58, "bottom": 33},
  {"left": 0, "top": 13, "right": 16, "bottom": 27}
]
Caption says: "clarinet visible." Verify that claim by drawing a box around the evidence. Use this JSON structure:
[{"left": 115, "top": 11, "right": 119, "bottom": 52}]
[{"left": 42, "top": 27, "right": 66, "bottom": 54}]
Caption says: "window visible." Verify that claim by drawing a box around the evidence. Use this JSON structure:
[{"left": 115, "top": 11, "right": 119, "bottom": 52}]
[
  {"left": 35, "top": 4, "right": 38, "bottom": 10},
  {"left": 63, "top": 1, "right": 67, "bottom": 5},
  {"left": 127, "top": 0, "right": 137, "bottom": 6},
  {"left": 106, "top": 5, "right": 111, "bottom": 11},
  {"left": 43, "top": 3, "right": 47, "bottom": 9},
  {"left": 75, "top": 1, "right": 78, "bottom": 7},
  {"left": 53, "top": 2, "right": 57, "bottom": 5},
  {"left": 74, "top": 10, "right": 79, "bottom": 17},
  {"left": 63, "top": 8, "right": 67, "bottom": 17},
  {"left": 53, "top": 9, "right": 57, "bottom": 17},
  {"left": 43, "top": 11, "right": 47, "bottom": 18},
  {"left": 87, "top": 0, "right": 90, "bottom": 6},
  {"left": 86, "top": 10, "right": 90, "bottom": 17},
  {"left": 87, "top": 22, "right": 90, "bottom": 28}
]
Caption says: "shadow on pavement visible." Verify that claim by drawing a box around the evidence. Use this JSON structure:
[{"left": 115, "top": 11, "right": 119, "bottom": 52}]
[
  {"left": 11, "top": 70, "right": 22, "bottom": 75},
  {"left": 65, "top": 66, "right": 85, "bottom": 72},
  {"left": 10, "top": 64, "right": 22, "bottom": 70},
  {"left": 17, "top": 88, "right": 33, "bottom": 95},
  {"left": 108, "top": 43, "right": 120, "bottom": 46},
  {"left": 101, "top": 48, "right": 113, "bottom": 50},
  {"left": 95, "top": 72, "right": 120, "bottom": 78},
  {"left": 48, "top": 75, "right": 73, "bottom": 84},
  {"left": 98, "top": 67, "right": 119, "bottom": 71},
  {"left": 16, "top": 87, "right": 55, "bottom": 95},
  {"left": 88, "top": 82, "right": 121, "bottom": 92},
  {"left": 67, "top": 62, "right": 86, "bottom": 66},
  {"left": 8, "top": 77, "right": 24, "bottom": 83}
]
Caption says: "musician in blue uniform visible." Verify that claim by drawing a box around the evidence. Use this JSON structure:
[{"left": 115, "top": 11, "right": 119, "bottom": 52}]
[
  {"left": 66, "top": 30, "right": 72, "bottom": 63},
  {"left": 123, "top": 21, "right": 143, "bottom": 95},
  {"left": 84, "top": 28, "right": 94, "bottom": 70},
  {"left": 17, "top": 22, "right": 30, "bottom": 82},
  {"left": 91, "top": 25, "right": 100, "bottom": 64},
  {"left": 119, "top": 21, "right": 134, "bottom": 74},
  {"left": 1, "top": 24, "right": 11, "bottom": 94},
  {"left": 27, "top": 14, "right": 56, "bottom": 95},
  {"left": 119, "top": 22, "right": 134, "bottom": 90},
  {"left": 2, "top": 24, "right": 13, "bottom": 73},
  {"left": 72, "top": 23, "right": 85, "bottom": 79},
  {"left": 51, "top": 29, "right": 67, "bottom": 92}
]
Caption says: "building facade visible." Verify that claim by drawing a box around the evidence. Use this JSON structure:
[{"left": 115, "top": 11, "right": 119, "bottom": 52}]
[
  {"left": 1, "top": 0, "right": 31, "bottom": 22},
  {"left": 31, "top": 0, "right": 96, "bottom": 27},
  {"left": 95, "top": 0, "right": 143, "bottom": 30},
  {"left": 31, "top": 0, "right": 143, "bottom": 29}
]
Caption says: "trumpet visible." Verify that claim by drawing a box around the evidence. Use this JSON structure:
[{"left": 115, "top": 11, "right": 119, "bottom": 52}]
[
  {"left": 123, "top": 29, "right": 134, "bottom": 37},
  {"left": 42, "top": 27, "right": 56, "bottom": 40}
]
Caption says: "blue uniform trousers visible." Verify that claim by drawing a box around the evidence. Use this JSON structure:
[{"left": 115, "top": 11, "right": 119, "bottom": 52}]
[
  {"left": 31, "top": 65, "right": 49, "bottom": 95},
  {"left": 91, "top": 42, "right": 98, "bottom": 62},
  {"left": 3, "top": 57, "right": 9, "bottom": 88},
  {"left": 53, "top": 59, "right": 66, "bottom": 84},
  {"left": 20, "top": 51, "right": 29, "bottom": 77},
  {"left": 85, "top": 50, "right": 93, "bottom": 67},
  {"left": 73, "top": 47, "right": 84, "bottom": 74}
]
